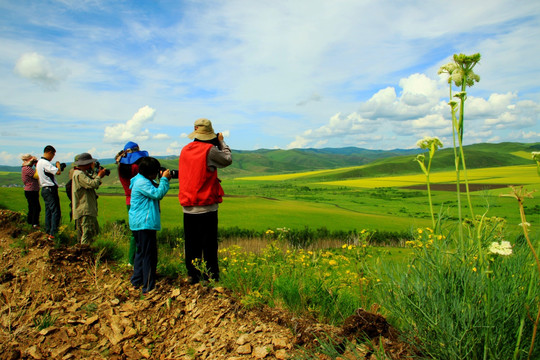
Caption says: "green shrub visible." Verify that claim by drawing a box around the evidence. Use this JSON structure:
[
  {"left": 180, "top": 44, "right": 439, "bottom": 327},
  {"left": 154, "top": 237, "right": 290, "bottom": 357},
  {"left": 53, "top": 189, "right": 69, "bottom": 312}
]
[
  {"left": 374, "top": 230, "right": 539, "bottom": 359},
  {"left": 91, "top": 239, "right": 124, "bottom": 261}
]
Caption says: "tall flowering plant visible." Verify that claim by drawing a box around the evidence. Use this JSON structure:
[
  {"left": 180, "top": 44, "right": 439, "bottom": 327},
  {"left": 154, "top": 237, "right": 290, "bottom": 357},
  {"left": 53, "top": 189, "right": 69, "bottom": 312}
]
[
  {"left": 438, "top": 53, "right": 480, "bottom": 241},
  {"left": 415, "top": 136, "right": 443, "bottom": 229},
  {"left": 373, "top": 53, "right": 539, "bottom": 359}
]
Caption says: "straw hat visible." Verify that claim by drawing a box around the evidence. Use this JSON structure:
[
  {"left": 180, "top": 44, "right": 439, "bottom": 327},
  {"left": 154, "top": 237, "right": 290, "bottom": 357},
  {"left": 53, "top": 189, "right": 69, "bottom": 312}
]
[
  {"left": 188, "top": 118, "right": 217, "bottom": 141},
  {"left": 21, "top": 154, "right": 37, "bottom": 166}
]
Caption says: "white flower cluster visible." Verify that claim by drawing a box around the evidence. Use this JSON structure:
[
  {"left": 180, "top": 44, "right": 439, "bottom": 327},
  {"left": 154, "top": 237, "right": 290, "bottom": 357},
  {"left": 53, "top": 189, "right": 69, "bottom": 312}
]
[
  {"left": 489, "top": 241, "right": 513, "bottom": 256},
  {"left": 416, "top": 136, "right": 443, "bottom": 151},
  {"left": 532, "top": 151, "right": 540, "bottom": 162}
]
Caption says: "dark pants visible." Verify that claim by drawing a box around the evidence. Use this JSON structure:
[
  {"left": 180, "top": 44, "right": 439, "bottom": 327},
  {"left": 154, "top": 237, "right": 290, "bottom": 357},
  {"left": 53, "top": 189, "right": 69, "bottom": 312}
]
[
  {"left": 41, "top": 186, "right": 61, "bottom": 236},
  {"left": 184, "top": 211, "right": 220, "bottom": 283},
  {"left": 131, "top": 230, "right": 158, "bottom": 294},
  {"left": 24, "top": 190, "right": 41, "bottom": 226}
]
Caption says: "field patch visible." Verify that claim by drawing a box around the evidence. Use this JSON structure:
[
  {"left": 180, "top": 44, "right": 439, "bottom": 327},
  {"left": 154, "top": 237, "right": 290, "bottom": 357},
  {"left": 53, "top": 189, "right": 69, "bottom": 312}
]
[
  {"left": 402, "top": 183, "right": 509, "bottom": 192},
  {"left": 318, "top": 165, "right": 539, "bottom": 189},
  {"left": 236, "top": 167, "right": 363, "bottom": 181}
]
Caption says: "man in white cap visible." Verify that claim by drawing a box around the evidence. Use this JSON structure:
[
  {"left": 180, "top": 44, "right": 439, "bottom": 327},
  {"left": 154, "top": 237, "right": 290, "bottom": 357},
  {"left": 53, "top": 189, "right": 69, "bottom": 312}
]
[
  {"left": 72, "top": 153, "right": 107, "bottom": 244},
  {"left": 178, "top": 118, "right": 232, "bottom": 284}
]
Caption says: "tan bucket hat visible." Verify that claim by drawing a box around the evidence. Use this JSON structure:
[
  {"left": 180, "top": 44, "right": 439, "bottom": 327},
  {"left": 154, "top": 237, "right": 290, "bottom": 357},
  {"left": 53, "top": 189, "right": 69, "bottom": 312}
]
[{"left": 188, "top": 118, "right": 217, "bottom": 141}]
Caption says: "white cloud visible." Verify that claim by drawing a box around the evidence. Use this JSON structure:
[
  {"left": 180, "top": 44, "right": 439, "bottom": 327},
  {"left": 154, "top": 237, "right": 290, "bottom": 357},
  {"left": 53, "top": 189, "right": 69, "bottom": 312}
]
[
  {"left": 510, "top": 130, "right": 540, "bottom": 140},
  {"left": 287, "top": 71, "right": 540, "bottom": 150},
  {"left": 13, "top": 52, "right": 68, "bottom": 90},
  {"left": 410, "top": 114, "right": 447, "bottom": 129},
  {"left": 103, "top": 106, "right": 156, "bottom": 144},
  {"left": 481, "top": 98, "right": 539, "bottom": 129},
  {"left": 1, "top": 151, "right": 18, "bottom": 165},
  {"left": 153, "top": 133, "right": 170, "bottom": 140},
  {"left": 167, "top": 141, "right": 183, "bottom": 155},
  {"left": 286, "top": 112, "right": 379, "bottom": 149}
]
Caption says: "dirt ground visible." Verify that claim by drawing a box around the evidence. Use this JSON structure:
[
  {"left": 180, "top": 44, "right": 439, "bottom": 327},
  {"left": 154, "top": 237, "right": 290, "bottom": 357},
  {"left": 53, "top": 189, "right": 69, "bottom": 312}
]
[{"left": 0, "top": 210, "right": 413, "bottom": 360}]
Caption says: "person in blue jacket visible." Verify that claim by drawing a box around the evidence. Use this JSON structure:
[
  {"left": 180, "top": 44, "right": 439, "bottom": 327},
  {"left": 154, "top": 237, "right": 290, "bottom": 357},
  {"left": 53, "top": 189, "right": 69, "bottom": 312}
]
[{"left": 129, "top": 157, "right": 171, "bottom": 294}]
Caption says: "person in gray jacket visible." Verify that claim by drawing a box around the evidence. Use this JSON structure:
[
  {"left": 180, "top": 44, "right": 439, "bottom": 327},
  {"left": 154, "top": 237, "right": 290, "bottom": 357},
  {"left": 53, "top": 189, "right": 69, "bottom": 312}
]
[{"left": 72, "top": 153, "right": 107, "bottom": 244}]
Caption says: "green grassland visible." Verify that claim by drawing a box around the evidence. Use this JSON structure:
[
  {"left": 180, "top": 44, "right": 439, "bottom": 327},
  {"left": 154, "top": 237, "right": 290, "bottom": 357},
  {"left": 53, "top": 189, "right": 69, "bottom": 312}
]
[{"left": 2, "top": 142, "right": 539, "bottom": 237}]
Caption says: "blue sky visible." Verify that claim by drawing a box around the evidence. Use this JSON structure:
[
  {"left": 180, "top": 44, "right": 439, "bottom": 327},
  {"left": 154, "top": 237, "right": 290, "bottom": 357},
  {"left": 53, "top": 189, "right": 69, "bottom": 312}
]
[{"left": 0, "top": 0, "right": 539, "bottom": 166}]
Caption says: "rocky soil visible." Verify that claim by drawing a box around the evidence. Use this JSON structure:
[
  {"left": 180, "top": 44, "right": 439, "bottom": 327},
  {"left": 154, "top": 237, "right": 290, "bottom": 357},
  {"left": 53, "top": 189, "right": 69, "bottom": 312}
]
[{"left": 0, "top": 210, "right": 413, "bottom": 359}]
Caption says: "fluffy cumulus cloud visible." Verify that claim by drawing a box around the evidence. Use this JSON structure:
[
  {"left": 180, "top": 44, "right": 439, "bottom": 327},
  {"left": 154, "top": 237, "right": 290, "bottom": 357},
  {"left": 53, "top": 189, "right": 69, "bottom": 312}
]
[
  {"left": 103, "top": 106, "right": 156, "bottom": 144},
  {"left": 287, "top": 112, "right": 379, "bottom": 149},
  {"left": 287, "top": 73, "right": 540, "bottom": 149},
  {"left": 0, "top": 151, "right": 18, "bottom": 165},
  {"left": 13, "top": 52, "right": 68, "bottom": 90}
]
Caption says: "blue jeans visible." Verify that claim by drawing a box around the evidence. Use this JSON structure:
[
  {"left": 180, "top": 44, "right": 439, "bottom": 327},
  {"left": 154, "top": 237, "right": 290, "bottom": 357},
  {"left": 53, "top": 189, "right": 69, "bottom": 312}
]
[
  {"left": 41, "top": 186, "right": 61, "bottom": 236},
  {"left": 131, "top": 230, "right": 158, "bottom": 294}
]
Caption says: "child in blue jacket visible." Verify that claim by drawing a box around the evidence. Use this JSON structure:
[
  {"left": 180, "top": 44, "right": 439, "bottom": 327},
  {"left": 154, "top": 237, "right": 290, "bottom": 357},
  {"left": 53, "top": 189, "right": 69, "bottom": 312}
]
[{"left": 129, "top": 157, "right": 171, "bottom": 294}]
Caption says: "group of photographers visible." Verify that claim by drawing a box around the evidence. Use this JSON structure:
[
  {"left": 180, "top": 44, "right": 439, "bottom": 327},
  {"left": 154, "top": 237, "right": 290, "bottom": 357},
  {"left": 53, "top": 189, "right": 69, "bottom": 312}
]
[{"left": 21, "top": 118, "right": 232, "bottom": 294}]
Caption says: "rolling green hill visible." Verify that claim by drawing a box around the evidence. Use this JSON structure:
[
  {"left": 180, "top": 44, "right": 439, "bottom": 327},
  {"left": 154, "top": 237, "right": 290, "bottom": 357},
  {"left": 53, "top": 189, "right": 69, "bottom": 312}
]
[
  {"left": 1, "top": 142, "right": 538, "bottom": 187},
  {"left": 293, "top": 142, "right": 539, "bottom": 182}
]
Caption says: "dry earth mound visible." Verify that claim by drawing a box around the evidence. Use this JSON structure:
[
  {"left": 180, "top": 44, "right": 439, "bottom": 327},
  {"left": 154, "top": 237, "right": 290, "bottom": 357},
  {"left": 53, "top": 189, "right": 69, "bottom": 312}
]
[{"left": 0, "top": 210, "right": 412, "bottom": 359}]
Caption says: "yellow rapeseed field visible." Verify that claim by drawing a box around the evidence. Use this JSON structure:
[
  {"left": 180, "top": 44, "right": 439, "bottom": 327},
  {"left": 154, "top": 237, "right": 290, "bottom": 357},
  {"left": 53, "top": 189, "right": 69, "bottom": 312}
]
[
  {"left": 237, "top": 167, "right": 362, "bottom": 181},
  {"left": 319, "top": 165, "right": 539, "bottom": 188}
]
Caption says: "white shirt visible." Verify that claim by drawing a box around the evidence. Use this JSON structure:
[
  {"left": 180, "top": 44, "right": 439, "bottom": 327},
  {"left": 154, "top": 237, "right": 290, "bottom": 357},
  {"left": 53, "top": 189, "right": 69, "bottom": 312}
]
[{"left": 36, "top": 158, "right": 58, "bottom": 187}]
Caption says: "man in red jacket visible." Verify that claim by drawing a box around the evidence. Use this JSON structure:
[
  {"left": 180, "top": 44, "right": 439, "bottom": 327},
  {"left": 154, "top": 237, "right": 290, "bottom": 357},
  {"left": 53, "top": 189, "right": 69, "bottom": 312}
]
[{"left": 179, "top": 118, "right": 232, "bottom": 284}]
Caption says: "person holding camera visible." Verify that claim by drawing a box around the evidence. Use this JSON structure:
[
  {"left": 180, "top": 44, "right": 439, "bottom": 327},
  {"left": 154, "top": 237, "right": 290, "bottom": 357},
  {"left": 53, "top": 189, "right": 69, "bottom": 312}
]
[
  {"left": 116, "top": 141, "right": 149, "bottom": 265},
  {"left": 71, "top": 153, "right": 107, "bottom": 244},
  {"left": 178, "top": 118, "right": 232, "bottom": 284},
  {"left": 36, "top": 145, "right": 65, "bottom": 241},
  {"left": 129, "top": 157, "right": 171, "bottom": 294},
  {"left": 21, "top": 154, "right": 41, "bottom": 228}
]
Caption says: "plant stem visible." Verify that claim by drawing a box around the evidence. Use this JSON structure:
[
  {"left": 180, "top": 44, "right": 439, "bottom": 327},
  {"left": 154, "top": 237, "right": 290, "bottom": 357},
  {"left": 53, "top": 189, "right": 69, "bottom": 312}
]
[
  {"left": 458, "top": 80, "right": 475, "bottom": 221},
  {"left": 515, "top": 190, "right": 540, "bottom": 359},
  {"left": 449, "top": 86, "right": 464, "bottom": 245},
  {"left": 426, "top": 152, "right": 435, "bottom": 229}
]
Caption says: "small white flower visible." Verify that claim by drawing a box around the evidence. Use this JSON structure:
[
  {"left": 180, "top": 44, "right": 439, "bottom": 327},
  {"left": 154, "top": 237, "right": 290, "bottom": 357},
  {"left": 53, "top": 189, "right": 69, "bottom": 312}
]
[
  {"left": 518, "top": 222, "right": 531, "bottom": 228},
  {"left": 489, "top": 241, "right": 513, "bottom": 256}
]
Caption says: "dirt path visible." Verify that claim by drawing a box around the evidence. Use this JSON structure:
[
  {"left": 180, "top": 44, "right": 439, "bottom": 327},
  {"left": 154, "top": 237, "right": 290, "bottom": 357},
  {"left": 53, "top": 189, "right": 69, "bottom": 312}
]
[{"left": 0, "top": 210, "right": 412, "bottom": 360}]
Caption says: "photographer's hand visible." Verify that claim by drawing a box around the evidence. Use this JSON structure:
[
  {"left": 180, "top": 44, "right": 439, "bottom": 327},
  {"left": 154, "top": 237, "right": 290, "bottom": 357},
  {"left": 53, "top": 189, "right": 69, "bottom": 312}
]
[
  {"left": 162, "top": 169, "right": 172, "bottom": 180},
  {"left": 97, "top": 169, "right": 107, "bottom": 178},
  {"left": 217, "top": 132, "right": 224, "bottom": 141},
  {"left": 55, "top": 161, "right": 62, "bottom": 174}
]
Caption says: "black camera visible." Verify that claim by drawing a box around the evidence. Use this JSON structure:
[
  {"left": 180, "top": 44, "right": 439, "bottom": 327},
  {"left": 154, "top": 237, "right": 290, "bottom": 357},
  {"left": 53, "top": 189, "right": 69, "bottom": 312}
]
[
  {"left": 160, "top": 167, "right": 179, "bottom": 179},
  {"left": 60, "top": 163, "right": 67, "bottom": 171},
  {"left": 95, "top": 161, "right": 111, "bottom": 176}
]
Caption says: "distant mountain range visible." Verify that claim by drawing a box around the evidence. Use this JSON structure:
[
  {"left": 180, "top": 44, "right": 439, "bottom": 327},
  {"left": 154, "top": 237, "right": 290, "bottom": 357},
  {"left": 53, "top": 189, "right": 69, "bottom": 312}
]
[{"left": 1, "top": 142, "right": 538, "bottom": 187}]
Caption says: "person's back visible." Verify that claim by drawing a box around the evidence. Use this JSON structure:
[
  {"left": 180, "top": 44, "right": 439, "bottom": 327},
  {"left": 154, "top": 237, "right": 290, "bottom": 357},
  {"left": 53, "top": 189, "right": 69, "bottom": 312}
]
[
  {"left": 71, "top": 153, "right": 106, "bottom": 244},
  {"left": 178, "top": 118, "right": 232, "bottom": 284},
  {"left": 72, "top": 170, "right": 100, "bottom": 219},
  {"left": 179, "top": 141, "right": 224, "bottom": 207},
  {"left": 128, "top": 157, "right": 171, "bottom": 294},
  {"left": 129, "top": 173, "right": 169, "bottom": 231}
]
